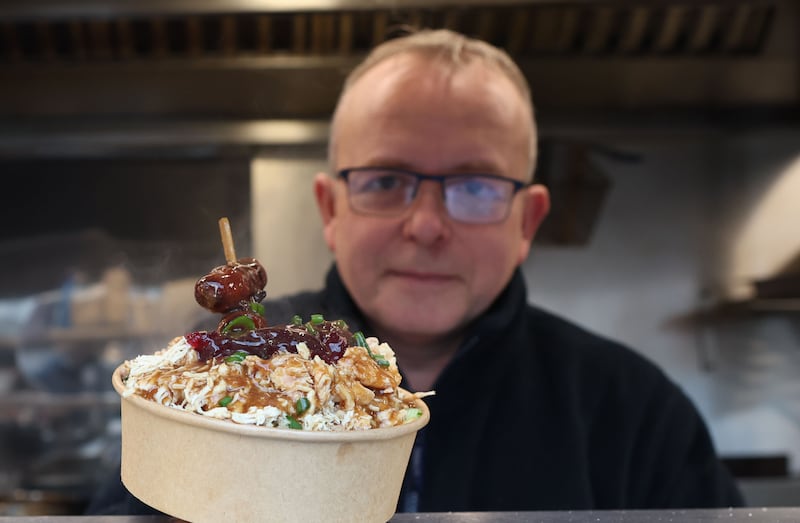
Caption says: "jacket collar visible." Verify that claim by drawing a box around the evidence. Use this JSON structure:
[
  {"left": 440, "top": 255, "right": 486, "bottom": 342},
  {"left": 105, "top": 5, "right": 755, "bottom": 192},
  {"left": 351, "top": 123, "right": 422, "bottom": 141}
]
[
  {"left": 320, "top": 264, "right": 368, "bottom": 334},
  {"left": 460, "top": 268, "right": 528, "bottom": 354}
]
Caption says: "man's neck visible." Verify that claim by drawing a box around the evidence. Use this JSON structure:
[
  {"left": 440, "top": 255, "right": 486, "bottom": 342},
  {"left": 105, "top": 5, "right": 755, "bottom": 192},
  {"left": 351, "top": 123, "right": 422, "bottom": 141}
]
[{"left": 369, "top": 326, "right": 462, "bottom": 392}]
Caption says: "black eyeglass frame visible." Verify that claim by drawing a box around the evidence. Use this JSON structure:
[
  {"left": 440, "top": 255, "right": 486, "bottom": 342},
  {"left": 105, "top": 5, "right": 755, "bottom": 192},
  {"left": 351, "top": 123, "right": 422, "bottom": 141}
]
[{"left": 337, "top": 166, "right": 528, "bottom": 224}]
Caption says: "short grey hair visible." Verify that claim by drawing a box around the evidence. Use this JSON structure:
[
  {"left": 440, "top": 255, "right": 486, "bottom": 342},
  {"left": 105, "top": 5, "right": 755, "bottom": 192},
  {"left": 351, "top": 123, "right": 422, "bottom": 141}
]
[{"left": 329, "top": 29, "right": 537, "bottom": 180}]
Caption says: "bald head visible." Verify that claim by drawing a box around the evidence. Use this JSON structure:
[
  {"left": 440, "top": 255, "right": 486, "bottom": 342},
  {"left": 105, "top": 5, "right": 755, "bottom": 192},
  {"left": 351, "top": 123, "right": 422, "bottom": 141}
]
[{"left": 328, "top": 29, "right": 537, "bottom": 180}]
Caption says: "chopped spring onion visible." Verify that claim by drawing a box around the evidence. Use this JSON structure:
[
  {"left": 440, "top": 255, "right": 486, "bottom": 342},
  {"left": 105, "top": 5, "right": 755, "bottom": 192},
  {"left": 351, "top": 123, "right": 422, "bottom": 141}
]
[
  {"left": 221, "top": 315, "right": 256, "bottom": 334},
  {"left": 286, "top": 415, "right": 302, "bottom": 430},
  {"left": 291, "top": 315, "right": 303, "bottom": 326},
  {"left": 355, "top": 331, "right": 390, "bottom": 366},
  {"left": 249, "top": 302, "right": 266, "bottom": 316},
  {"left": 218, "top": 396, "right": 233, "bottom": 407},
  {"left": 310, "top": 313, "right": 324, "bottom": 325},
  {"left": 304, "top": 321, "right": 317, "bottom": 335},
  {"left": 224, "top": 351, "right": 248, "bottom": 364},
  {"left": 295, "top": 397, "right": 310, "bottom": 414},
  {"left": 353, "top": 331, "right": 367, "bottom": 348},
  {"left": 405, "top": 408, "right": 422, "bottom": 421}
]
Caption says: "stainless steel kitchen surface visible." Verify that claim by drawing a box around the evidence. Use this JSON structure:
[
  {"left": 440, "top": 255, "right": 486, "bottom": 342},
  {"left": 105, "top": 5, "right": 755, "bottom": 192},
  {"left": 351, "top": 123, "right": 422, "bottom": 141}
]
[
  {"left": 1, "top": 0, "right": 799, "bottom": 516},
  {"left": 5, "top": 508, "right": 800, "bottom": 523}
]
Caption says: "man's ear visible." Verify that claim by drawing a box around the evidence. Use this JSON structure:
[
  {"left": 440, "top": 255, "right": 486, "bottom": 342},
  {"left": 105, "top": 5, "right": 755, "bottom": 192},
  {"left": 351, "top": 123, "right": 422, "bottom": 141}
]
[
  {"left": 313, "top": 172, "right": 339, "bottom": 252},
  {"left": 517, "top": 183, "right": 550, "bottom": 264}
]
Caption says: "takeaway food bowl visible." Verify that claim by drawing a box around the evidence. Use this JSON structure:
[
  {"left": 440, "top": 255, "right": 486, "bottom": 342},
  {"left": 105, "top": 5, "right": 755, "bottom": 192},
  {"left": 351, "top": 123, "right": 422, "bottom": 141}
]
[{"left": 111, "top": 364, "right": 429, "bottom": 523}]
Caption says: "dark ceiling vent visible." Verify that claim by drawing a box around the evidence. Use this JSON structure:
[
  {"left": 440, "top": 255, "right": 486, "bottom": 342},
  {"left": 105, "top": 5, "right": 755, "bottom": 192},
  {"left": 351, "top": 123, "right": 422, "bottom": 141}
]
[{"left": 0, "top": 2, "right": 775, "bottom": 63}]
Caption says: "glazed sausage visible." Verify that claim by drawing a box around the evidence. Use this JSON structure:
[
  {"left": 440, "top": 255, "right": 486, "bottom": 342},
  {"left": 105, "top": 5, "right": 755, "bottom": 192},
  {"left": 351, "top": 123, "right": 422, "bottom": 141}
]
[{"left": 194, "top": 257, "right": 267, "bottom": 313}]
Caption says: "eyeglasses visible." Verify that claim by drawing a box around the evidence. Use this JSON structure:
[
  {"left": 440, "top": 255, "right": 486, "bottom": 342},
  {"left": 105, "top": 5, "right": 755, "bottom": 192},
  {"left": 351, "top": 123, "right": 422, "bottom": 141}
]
[{"left": 337, "top": 167, "right": 527, "bottom": 224}]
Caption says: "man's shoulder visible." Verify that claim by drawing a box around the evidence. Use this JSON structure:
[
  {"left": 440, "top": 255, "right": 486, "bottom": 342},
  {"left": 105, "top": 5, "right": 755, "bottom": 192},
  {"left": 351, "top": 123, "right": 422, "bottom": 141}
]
[
  {"left": 515, "top": 304, "right": 704, "bottom": 444},
  {"left": 520, "top": 303, "right": 670, "bottom": 389},
  {"left": 522, "top": 303, "right": 637, "bottom": 357}
]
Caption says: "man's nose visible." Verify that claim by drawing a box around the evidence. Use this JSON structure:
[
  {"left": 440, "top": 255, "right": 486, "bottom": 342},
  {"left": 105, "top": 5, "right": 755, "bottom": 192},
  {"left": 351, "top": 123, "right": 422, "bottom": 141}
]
[{"left": 402, "top": 182, "right": 451, "bottom": 245}]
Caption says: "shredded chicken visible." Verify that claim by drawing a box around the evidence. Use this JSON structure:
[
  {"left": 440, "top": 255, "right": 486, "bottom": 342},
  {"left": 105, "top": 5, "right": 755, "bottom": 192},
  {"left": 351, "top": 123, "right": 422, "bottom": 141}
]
[{"left": 121, "top": 335, "right": 433, "bottom": 431}]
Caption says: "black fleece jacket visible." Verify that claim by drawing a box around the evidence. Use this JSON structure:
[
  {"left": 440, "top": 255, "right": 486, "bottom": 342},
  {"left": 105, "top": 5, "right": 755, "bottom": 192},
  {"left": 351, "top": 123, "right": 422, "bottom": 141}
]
[{"left": 87, "top": 266, "right": 743, "bottom": 515}]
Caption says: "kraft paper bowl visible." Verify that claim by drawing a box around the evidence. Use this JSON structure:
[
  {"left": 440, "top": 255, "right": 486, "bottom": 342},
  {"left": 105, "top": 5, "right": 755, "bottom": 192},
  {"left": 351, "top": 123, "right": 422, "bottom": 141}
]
[{"left": 112, "top": 364, "right": 429, "bottom": 523}]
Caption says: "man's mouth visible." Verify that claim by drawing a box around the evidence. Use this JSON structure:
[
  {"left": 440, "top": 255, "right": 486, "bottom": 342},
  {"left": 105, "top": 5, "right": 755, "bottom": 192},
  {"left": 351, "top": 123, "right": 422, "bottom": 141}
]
[{"left": 387, "top": 270, "right": 456, "bottom": 283}]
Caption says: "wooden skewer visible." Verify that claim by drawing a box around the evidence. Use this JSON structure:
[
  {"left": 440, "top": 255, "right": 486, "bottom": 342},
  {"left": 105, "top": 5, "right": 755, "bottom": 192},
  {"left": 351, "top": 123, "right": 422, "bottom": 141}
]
[{"left": 218, "top": 217, "right": 237, "bottom": 264}]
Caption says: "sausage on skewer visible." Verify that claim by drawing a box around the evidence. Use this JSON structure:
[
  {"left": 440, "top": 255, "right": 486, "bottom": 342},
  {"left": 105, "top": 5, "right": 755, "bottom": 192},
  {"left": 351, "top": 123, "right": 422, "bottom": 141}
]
[{"left": 194, "top": 257, "right": 267, "bottom": 314}]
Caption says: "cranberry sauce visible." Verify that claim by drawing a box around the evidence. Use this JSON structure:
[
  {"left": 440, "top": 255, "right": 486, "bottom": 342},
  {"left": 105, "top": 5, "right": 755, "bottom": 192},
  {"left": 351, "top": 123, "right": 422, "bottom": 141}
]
[{"left": 185, "top": 321, "right": 354, "bottom": 365}]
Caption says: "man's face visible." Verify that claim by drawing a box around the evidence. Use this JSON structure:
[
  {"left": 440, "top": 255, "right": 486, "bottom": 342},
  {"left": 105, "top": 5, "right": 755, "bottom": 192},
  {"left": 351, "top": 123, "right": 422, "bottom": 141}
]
[{"left": 316, "top": 53, "right": 549, "bottom": 343}]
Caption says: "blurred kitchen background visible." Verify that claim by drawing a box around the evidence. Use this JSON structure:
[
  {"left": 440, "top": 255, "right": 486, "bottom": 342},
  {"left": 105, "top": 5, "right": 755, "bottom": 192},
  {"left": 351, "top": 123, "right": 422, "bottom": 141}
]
[{"left": 0, "top": 0, "right": 798, "bottom": 515}]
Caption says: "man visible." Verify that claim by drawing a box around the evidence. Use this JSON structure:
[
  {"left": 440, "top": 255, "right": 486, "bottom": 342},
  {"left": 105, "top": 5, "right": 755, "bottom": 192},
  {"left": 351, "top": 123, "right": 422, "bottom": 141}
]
[
  {"left": 312, "top": 30, "right": 549, "bottom": 395},
  {"left": 88, "top": 29, "right": 742, "bottom": 514}
]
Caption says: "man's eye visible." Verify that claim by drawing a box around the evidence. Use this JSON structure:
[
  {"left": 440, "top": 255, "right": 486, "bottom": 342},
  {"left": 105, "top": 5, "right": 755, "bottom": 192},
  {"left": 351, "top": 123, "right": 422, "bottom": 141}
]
[{"left": 458, "top": 179, "right": 501, "bottom": 199}]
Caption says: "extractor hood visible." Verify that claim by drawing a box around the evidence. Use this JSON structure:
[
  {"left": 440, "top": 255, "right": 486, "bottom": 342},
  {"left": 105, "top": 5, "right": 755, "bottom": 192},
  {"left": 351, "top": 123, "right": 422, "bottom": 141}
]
[{"left": 0, "top": 0, "right": 795, "bottom": 125}]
